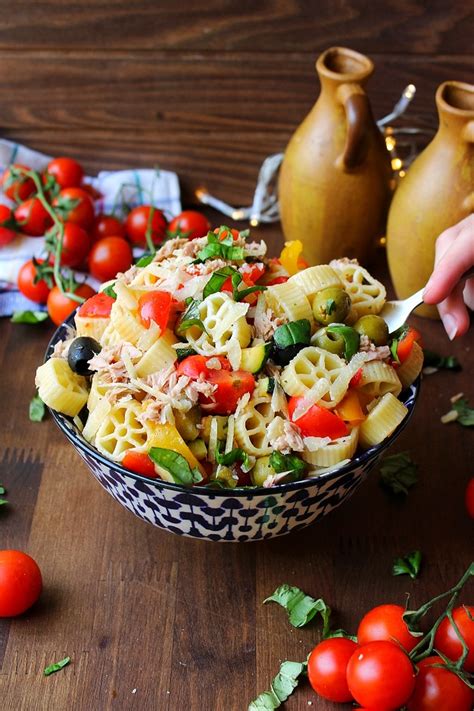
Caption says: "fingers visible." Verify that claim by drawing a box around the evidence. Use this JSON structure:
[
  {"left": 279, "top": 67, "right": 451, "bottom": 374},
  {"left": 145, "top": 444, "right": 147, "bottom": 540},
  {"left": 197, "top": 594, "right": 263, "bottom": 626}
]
[
  {"left": 463, "top": 278, "right": 474, "bottom": 311},
  {"left": 423, "top": 215, "right": 474, "bottom": 304},
  {"left": 437, "top": 282, "right": 471, "bottom": 340}
]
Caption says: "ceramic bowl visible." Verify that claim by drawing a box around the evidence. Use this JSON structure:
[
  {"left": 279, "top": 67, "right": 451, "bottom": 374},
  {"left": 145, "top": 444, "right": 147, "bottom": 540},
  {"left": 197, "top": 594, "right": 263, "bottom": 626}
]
[{"left": 47, "top": 317, "right": 420, "bottom": 542}]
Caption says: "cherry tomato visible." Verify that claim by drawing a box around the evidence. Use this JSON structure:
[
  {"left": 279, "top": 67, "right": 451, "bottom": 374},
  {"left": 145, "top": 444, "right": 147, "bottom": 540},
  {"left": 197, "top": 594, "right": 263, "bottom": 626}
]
[
  {"left": 14, "top": 197, "right": 53, "bottom": 236},
  {"left": 202, "top": 369, "right": 256, "bottom": 415},
  {"left": 346, "top": 640, "right": 416, "bottom": 710},
  {"left": 77, "top": 292, "right": 114, "bottom": 318},
  {"left": 0, "top": 550, "right": 42, "bottom": 617},
  {"left": 92, "top": 214, "right": 126, "bottom": 242},
  {"left": 1, "top": 163, "right": 35, "bottom": 202},
  {"left": 407, "top": 656, "right": 474, "bottom": 711},
  {"left": 396, "top": 327, "right": 422, "bottom": 364},
  {"left": 53, "top": 187, "right": 95, "bottom": 230},
  {"left": 214, "top": 226, "right": 240, "bottom": 241},
  {"left": 307, "top": 637, "right": 358, "bottom": 702},
  {"left": 357, "top": 604, "right": 419, "bottom": 653},
  {"left": 49, "top": 222, "right": 91, "bottom": 268},
  {"left": 17, "top": 259, "right": 51, "bottom": 304},
  {"left": 88, "top": 236, "right": 132, "bottom": 282},
  {"left": 241, "top": 263, "right": 266, "bottom": 286},
  {"left": 125, "top": 205, "right": 167, "bottom": 247},
  {"left": 137, "top": 290, "right": 173, "bottom": 331},
  {"left": 46, "top": 157, "right": 84, "bottom": 189},
  {"left": 168, "top": 210, "right": 211, "bottom": 240},
  {"left": 0, "top": 204, "right": 18, "bottom": 245},
  {"left": 266, "top": 276, "right": 289, "bottom": 286},
  {"left": 288, "top": 397, "right": 348, "bottom": 439},
  {"left": 177, "top": 355, "right": 231, "bottom": 380},
  {"left": 47, "top": 283, "right": 95, "bottom": 326},
  {"left": 466, "top": 478, "right": 474, "bottom": 519},
  {"left": 434, "top": 606, "right": 474, "bottom": 672},
  {"left": 122, "top": 450, "right": 157, "bottom": 478}
]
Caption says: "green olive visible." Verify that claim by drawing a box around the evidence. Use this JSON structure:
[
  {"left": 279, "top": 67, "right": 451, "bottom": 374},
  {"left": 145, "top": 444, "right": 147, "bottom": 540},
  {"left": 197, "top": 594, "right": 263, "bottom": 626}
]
[
  {"left": 174, "top": 406, "right": 201, "bottom": 441},
  {"left": 251, "top": 456, "right": 274, "bottom": 486},
  {"left": 354, "top": 314, "right": 389, "bottom": 346},
  {"left": 312, "top": 286, "right": 351, "bottom": 325},
  {"left": 311, "top": 327, "right": 346, "bottom": 356}
]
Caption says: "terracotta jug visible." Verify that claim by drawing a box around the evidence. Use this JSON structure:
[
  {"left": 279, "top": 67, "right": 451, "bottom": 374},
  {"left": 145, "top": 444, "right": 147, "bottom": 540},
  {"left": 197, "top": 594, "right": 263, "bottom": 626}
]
[
  {"left": 387, "top": 80, "right": 474, "bottom": 319},
  {"left": 278, "top": 47, "right": 392, "bottom": 266}
]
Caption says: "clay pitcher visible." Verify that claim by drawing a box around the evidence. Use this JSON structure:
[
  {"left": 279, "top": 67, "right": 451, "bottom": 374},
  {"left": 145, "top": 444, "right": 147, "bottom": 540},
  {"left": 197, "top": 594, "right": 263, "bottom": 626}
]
[
  {"left": 278, "top": 47, "right": 392, "bottom": 265},
  {"left": 387, "top": 80, "right": 474, "bottom": 319}
]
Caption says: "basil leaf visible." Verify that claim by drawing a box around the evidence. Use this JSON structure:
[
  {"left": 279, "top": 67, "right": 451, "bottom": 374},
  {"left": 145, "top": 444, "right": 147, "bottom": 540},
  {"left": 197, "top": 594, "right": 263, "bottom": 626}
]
[
  {"left": 175, "top": 346, "right": 198, "bottom": 361},
  {"left": 327, "top": 324, "right": 360, "bottom": 361},
  {"left": 148, "top": 448, "right": 202, "bottom": 486},
  {"left": 196, "top": 229, "right": 245, "bottom": 262},
  {"left": 101, "top": 283, "right": 117, "bottom": 299},
  {"left": 269, "top": 452, "right": 306, "bottom": 480},
  {"left": 392, "top": 550, "right": 422, "bottom": 580},
  {"left": 389, "top": 324, "right": 409, "bottom": 363},
  {"left": 11, "top": 310, "right": 48, "bottom": 324},
  {"left": 379, "top": 451, "right": 418, "bottom": 495},
  {"left": 452, "top": 398, "right": 474, "bottom": 427},
  {"left": 135, "top": 254, "right": 154, "bottom": 268},
  {"left": 326, "top": 298, "right": 336, "bottom": 315},
  {"left": 264, "top": 583, "right": 331, "bottom": 632},
  {"left": 203, "top": 266, "right": 236, "bottom": 298},
  {"left": 423, "top": 349, "right": 461, "bottom": 371},
  {"left": 273, "top": 320, "right": 311, "bottom": 349},
  {"left": 44, "top": 656, "right": 71, "bottom": 676},
  {"left": 0, "top": 485, "right": 7, "bottom": 507},
  {"left": 176, "top": 299, "right": 206, "bottom": 335},
  {"left": 215, "top": 446, "right": 250, "bottom": 469},
  {"left": 248, "top": 660, "right": 306, "bottom": 711},
  {"left": 29, "top": 394, "right": 46, "bottom": 422},
  {"left": 236, "top": 284, "right": 267, "bottom": 301}
]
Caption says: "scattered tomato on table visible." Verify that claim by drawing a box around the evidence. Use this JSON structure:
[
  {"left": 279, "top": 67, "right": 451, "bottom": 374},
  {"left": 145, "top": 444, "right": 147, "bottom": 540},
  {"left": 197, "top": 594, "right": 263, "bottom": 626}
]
[{"left": 0, "top": 550, "right": 42, "bottom": 617}]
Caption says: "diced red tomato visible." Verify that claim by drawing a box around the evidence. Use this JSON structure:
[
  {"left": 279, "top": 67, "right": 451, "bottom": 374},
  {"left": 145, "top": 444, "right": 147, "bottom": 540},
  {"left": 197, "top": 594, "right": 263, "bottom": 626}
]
[
  {"left": 122, "top": 450, "right": 158, "bottom": 478},
  {"left": 266, "top": 276, "right": 289, "bottom": 286},
  {"left": 202, "top": 369, "right": 256, "bottom": 415},
  {"left": 297, "top": 257, "right": 310, "bottom": 270},
  {"left": 221, "top": 276, "right": 233, "bottom": 293},
  {"left": 349, "top": 367, "right": 363, "bottom": 388},
  {"left": 77, "top": 292, "right": 115, "bottom": 318},
  {"left": 242, "top": 263, "right": 266, "bottom": 285},
  {"left": 177, "top": 355, "right": 231, "bottom": 380},
  {"left": 138, "top": 291, "right": 173, "bottom": 330},
  {"left": 288, "top": 397, "right": 348, "bottom": 439},
  {"left": 396, "top": 327, "right": 422, "bottom": 364},
  {"left": 214, "top": 227, "right": 239, "bottom": 241}
]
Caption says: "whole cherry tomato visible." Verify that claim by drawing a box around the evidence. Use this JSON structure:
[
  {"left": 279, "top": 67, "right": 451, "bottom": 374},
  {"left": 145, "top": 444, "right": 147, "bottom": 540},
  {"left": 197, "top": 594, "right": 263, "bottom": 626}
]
[
  {"left": 92, "top": 214, "right": 126, "bottom": 242},
  {"left": 125, "top": 205, "right": 167, "bottom": 247},
  {"left": 47, "top": 283, "right": 95, "bottom": 326},
  {"left": 407, "top": 656, "right": 474, "bottom": 711},
  {"left": 122, "top": 450, "right": 157, "bottom": 478},
  {"left": 53, "top": 187, "right": 95, "bottom": 229},
  {"left": 14, "top": 197, "right": 53, "bottom": 236},
  {"left": 307, "top": 637, "right": 358, "bottom": 702},
  {"left": 137, "top": 290, "right": 173, "bottom": 330},
  {"left": 288, "top": 397, "right": 348, "bottom": 439},
  {"left": 346, "top": 640, "right": 416, "bottom": 710},
  {"left": 17, "top": 259, "right": 51, "bottom": 304},
  {"left": 0, "top": 550, "right": 42, "bottom": 617},
  {"left": 77, "top": 292, "right": 115, "bottom": 318},
  {"left": 434, "top": 606, "right": 474, "bottom": 672},
  {"left": 201, "top": 369, "right": 256, "bottom": 415},
  {"left": 88, "top": 236, "right": 132, "bottom": 282},
  {"left": 1, "top": 163, "right": 35, "bottom": 202},
  {"left": 49, "top": 222, "right": 91, "bottom": 268},
  {"left": 466, "top": 478, "right": 474, "bottom": 519},
  {"left": 0, "top": 204, "right": 18, "bottom": 245},
  {"left": 46, "top": 157, "right": 84, "bottom": 189},
  {"left": 168, "top": 210, "right": 211, "bottom": 239},
  {"left": 357, "top": 604, "right": 419, "bottom": 653}
]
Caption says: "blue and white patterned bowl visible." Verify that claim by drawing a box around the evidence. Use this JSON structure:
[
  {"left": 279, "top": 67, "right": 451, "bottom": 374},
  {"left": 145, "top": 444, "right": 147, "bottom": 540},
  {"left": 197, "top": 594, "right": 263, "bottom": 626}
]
[{"left": 47, "top": 317, "right": 420, "bottom": 542}]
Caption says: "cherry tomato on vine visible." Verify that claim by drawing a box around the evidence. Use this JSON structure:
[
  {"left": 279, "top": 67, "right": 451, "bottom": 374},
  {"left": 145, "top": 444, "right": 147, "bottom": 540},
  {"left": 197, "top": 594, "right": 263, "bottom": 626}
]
[
  {"left": 53, "top": 187, "right": 95, "bottom": 230},
  {"left": 407, "top": 656, "right": 474, "bottom": 711},
  {"left": 17, "top": 259, "right": 51, "bottom": 304},
  {"left": 49, "top": 222, "right": 91, "bottom": 268},
  {"left": 46, "top": 157, "right": 84, "bottom": 189},
  {"left": 77, "top": 292, "right": 115, "bottom": 319},
  {"left": 122, "top": 450, "right": 157, "bottom": 478},
  {"left": 47, "top": 283, "right": 95, "bottom": 326},
  {"left": 1, "top": 163, "right": 35, "bottom": 202},
  {"left": 346, "top": 640, "right": 416, "bottom": 710},
  {"left": 307, "top": 637, "right": 358, "bottom": 702},
  {"left": 168, "top": 210, "right": 211, "bottom": 240},
  {"left": 201, "top": 369, "right": 256, "bottom": 415},
  {"left": 14, "top": 197, "right": 53, "bottom": 236},
  {"left": 357, "top": 604, "right": 419, "bottom": 653},
  {"left": 125, "top": 205, "right": 167, "bottom": 247},
  {"left": 288, "top": 397, "right": 348, "bottom": 439},
  {"left": 465, "top": 478, "right": 474, "bottom": 519},
  {"left": 177, "top": 355, "right": 231, "bottom": 380},
  {"left": 0, "top": 204, "right": 18, "bottom": 245},
  {"left": 434, "top": 606, "right": 474, "bottom": 672},
  {"left": 0, "top": 550, "right": 42, "bottom": 617},
  {"left": 88, "top": 236, "right": 132, "bottom": 282},
  {"left": 92, "top": 214, "right": 126, "bottom": 242}
]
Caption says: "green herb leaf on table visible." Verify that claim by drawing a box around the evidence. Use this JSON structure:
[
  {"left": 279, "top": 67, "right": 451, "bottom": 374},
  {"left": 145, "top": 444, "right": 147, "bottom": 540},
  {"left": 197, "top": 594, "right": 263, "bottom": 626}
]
[
  {"left": 148, "top": 448, "right": 202, "bottom": 486},
  {"left": 29, "top": 394, "right": 46, "bottom": 422},
  {"left": 393, "top": 550, "right": 422, "bottom": 580},
  {"left": 11, "top": 310, "right": 48, "bottom": 325},
  {"left": 0, "top": 485, "right": 7, "bottom": 507},
  {"left": 44, "top": 656, "right": 71, "bottom": 676},
  {"left": 248, "top": 660, "right": 306, "bottom": 711},
  {"left": 452, "top": 398, "right": 474, "bottom": 427},
  {"left": 423, "top": 349, "right": 461, "bottom": 371},
  {"left": 269, "top": 452, "right": 306, "bottom": 480},
  {"left": 379, "top": 452, "right": 418, "bottom": 496},
  {"left": 264, "top": 583, "right": 331, "bottom": 632}
]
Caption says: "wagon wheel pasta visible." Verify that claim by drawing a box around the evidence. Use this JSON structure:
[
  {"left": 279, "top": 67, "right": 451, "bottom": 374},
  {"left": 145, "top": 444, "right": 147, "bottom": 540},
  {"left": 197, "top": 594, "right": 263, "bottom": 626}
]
[
  {"left": 330, "top": 259, "right": 386, "bottom": 316},
  {"left": 234, "top": 395, "right": 274, "bottom": 457},
  {"left": 280, "top": 346, "right": 346, "bottom": 407}
]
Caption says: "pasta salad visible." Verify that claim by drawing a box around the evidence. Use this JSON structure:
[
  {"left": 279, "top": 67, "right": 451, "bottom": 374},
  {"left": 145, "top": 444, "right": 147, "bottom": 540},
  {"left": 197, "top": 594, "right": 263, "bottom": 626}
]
[{"left": 36, "top": 227, "right": 423, "bottom": 489}]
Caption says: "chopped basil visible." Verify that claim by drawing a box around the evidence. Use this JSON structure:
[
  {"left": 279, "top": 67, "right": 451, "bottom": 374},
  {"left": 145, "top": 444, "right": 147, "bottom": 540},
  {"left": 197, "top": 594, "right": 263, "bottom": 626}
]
[
  {"left": 452, "top": 397, "right": 474, "bottom": 427},
  {"left": 0, "top": 485, "right": 7, "bottom": 507},
  {"left": 393, "top": 550, "right": 422, "bottom": 580},
  {"left": 148, "top": 448, "right": 203, "bottom": 486},
  {"left": 326, "top": 298, "right": 336, "bottom": 315},
  {"left": 203, "top": 266, "right": 236, "bottom": 298},
  {"left": 196, "top": 228, "right": 245, "bottom": 262},
  {"left": 44, "top": 656, "right": 71, "bottom": 676},
  {"left": 267, "top": 377, "right": 275, "bottom": 394},
  {"left": 29, "top": 394, "right": 46, "bottom": 422},
  {"left": 389, "top": 324, "right": 409, "bottom": 363},
  {"left": 175, "top": 346, "right": 198, "bottom": 361},
  {"left": 215, "top": 445, "right": 250, "bottom": 469},
  {"left": 264, "top": 583, "right": 331, "bottom": 632},
  {"left": 101, "top": 283, "right": 117, "bottom": 299},
  {"left": 423, "top": 349, "right": 461, "bottom": 371},
  {"left": 379, "top": 451, "right": 418, "bottom": 495},
  {"left": 248, "top": 660, "right": 306, "bottom": 711},
  {"left": 269, "top": 452, "right": 306, "bottom": 481},
  {"left": 135, "top": 253, "right": 154, "bottom": 268},
  {"left": 273, "top": 320, "right": 311, "bottom": 350},
  {"left": 176, "top": 299, "right": 206, "bottom": 335},
  {"left": 327, "top": 324, "right": 360, "bottom": 361},
  {"left": 11, "top": 310, "right": 48, "bottom": 324}
]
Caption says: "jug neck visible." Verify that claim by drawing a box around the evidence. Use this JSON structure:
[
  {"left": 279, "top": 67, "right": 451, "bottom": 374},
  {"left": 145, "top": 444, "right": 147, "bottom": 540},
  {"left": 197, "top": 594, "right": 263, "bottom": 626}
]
[
  {"left": 316, "top": 47, "right": 373, "bottom": 96},
  {"left": 436, "top": 81, "right": 474, "bottom": 143}
]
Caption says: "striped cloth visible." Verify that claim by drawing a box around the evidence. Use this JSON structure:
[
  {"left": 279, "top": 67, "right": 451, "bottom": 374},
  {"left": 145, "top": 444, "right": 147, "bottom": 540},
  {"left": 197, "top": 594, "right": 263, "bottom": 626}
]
[{"left": 0, "top": 139, "right": 182, "bottom": 316}]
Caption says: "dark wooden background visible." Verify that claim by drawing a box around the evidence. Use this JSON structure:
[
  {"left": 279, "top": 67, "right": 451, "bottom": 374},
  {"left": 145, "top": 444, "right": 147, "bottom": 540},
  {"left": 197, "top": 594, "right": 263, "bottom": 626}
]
[{"left": 0, "top": 2, "right": 473, "bottom": 710}]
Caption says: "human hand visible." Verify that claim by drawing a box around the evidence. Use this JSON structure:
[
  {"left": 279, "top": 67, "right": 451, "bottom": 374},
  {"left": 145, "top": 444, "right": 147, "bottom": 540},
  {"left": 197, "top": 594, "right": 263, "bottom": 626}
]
[{"left": 423, "top": 215, "right": 474, "bottom": 339}]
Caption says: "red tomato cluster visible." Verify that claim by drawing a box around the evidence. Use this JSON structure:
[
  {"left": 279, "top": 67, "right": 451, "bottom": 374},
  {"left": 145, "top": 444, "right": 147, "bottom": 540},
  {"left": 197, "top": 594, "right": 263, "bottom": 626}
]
[
  {"left": 1, "top": 155, "right": 212, "bottom": 326},
  {"left": 307, "top": 603, "right": 474, "bottom": 710}
]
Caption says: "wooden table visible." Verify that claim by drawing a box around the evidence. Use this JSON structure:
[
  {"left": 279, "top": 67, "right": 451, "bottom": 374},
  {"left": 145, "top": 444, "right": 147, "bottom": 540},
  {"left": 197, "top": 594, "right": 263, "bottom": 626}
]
[{"left": 0, "top": 3, "right": 473, "bottom": 709}]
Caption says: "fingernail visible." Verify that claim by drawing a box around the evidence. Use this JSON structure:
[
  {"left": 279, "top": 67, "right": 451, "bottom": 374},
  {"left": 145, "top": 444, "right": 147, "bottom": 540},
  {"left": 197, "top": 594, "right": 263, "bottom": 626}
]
[{"left": 442, "top": 313, "right": 458, "bottom": 341}]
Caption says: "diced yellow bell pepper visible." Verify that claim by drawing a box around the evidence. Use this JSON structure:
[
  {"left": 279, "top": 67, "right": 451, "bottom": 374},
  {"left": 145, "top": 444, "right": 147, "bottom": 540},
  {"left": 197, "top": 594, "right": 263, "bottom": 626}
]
[
  {"left": 279, "top": 240, "right": 308, "bottom": 276},
  {"left": 336, "top": 390, "right": 365, "bottom": 424},
  {"left": 147, "top": 423, "right": 207, "bottom": 479}
]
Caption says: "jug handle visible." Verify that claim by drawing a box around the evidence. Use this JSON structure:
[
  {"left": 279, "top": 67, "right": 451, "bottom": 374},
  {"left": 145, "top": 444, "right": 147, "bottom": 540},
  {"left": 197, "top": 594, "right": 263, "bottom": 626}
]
[
  {"left": 461, "top": 120, "right": 474, "bottom": 143},
  {"left": 336, "top": 83, "right": 371, "bottom": 171}
]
